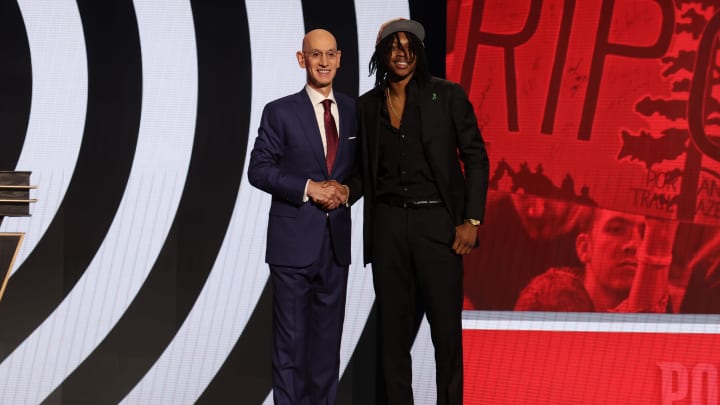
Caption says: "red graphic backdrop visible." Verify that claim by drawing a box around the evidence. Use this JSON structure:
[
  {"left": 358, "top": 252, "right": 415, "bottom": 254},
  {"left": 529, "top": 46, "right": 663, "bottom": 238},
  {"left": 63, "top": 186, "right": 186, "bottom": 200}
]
[
  {"left": 450, "top": 0, "right": 720, "bottom": 314},
  {"left": 449, "top": 0, "right": 720, "bottom": 403}
]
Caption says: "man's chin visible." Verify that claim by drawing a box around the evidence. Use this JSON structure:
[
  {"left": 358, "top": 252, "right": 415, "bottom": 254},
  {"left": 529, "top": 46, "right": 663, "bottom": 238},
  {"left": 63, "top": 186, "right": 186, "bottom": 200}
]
[
  {"left": 309, "top": 81, "right": 333, "bottom": 91},
  {"left": 609, "top": 278, "right": 634, "bottom": 293},
  {"left": 387, "top": 71, "right": 414, "bottom": 82}
]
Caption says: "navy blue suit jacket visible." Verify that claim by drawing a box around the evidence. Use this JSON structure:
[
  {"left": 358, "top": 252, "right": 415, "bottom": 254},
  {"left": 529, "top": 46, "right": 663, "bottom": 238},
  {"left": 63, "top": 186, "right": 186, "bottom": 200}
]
[{"left": 248, "top": 89, "right": 356, "bottom": 267}]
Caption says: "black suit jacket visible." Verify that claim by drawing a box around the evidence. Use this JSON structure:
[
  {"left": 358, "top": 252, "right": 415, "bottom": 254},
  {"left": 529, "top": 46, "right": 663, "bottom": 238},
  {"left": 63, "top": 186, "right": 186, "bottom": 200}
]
[{"left": 348, "top": 77, "right": 489, "bottom": 265}]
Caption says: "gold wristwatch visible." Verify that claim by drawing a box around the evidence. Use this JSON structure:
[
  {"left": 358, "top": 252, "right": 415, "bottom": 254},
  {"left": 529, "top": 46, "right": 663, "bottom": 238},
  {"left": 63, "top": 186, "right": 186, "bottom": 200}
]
[{"left": 464, "top": 218, "right": 481, "bottom": 227}]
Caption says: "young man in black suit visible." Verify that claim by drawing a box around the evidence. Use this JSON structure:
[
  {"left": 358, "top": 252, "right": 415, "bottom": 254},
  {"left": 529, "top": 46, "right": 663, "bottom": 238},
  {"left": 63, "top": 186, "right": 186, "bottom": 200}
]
[{"left": 347, "top": 18, "right": 489, "bottom": 405}]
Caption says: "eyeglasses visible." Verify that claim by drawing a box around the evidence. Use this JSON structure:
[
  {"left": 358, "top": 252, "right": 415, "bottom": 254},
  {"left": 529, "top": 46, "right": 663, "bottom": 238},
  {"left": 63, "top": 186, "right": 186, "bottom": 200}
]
[{"left": 302, "top": 49, "right": 340, "bottom": 60}]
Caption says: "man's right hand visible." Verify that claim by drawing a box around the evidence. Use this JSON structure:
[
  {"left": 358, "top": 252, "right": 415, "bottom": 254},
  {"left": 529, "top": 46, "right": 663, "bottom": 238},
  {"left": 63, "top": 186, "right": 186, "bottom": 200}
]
[{"left": 307, "top": 180, "right": 348, "bottom": 211}]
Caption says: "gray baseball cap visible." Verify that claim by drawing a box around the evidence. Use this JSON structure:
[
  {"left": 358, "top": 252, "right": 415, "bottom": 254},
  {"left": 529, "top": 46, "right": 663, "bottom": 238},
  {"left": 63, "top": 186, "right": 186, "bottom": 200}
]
[{"left": 375, "top": 18, "right": 425, "bottom": 46}]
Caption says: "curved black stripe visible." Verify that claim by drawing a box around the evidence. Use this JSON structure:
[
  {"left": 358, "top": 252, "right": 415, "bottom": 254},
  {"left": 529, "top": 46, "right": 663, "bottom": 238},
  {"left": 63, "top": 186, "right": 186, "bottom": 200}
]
[
  {"left": 0, "top": 1, "right": 142, "bottom": 362},
  {"left": 337, "top": 304, "right": 382, "bottom": 404},
  {"left": 409, "top": 0, "right": 446, "bottom": 78},
  {"left": 197, "top": 281, "right": 272, "bottom": 404},
  {"left": 0, "top": 1, "right": 31, "bottom": 170},
  {"left": 50, "top": 2, "right": 254, "bottom": 403},
  {"left": 197, "top": 3, "right": 361, "bottom": 402},
  {"left": 301, "top": 1, "right": 359, "bottom": 97}
]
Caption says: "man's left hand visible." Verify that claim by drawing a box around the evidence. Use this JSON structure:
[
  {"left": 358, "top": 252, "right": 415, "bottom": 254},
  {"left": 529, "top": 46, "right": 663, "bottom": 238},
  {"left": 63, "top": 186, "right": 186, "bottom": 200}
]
[{"left": 453, "top": 222, "right": 478, "bottom": 255}]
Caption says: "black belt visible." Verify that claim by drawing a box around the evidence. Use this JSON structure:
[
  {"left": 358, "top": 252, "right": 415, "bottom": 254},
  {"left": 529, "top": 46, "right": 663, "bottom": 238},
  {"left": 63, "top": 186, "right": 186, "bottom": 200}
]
[{"left": 379, "top": 197, "right": 444, "bottom": 209}]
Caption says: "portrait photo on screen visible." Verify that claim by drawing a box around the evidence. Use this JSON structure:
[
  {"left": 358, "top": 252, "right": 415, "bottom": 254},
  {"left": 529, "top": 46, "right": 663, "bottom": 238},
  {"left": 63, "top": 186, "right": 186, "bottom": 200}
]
[{"left": 450, "top": 0, "right": 720, "bottom": 314}]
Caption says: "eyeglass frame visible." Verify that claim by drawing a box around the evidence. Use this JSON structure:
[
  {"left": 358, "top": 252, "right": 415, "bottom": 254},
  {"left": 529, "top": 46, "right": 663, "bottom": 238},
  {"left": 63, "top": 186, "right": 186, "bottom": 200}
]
[{"left": 301, "top": 49, "right": 341, "bottom": 60}]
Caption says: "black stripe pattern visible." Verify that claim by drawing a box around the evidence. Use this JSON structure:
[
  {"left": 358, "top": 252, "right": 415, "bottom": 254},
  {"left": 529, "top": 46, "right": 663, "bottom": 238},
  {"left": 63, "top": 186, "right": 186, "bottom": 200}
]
[
  {"left": 0, "top": 0, "right": 143, "bottom": 363},
  {"left": 0, "top": 1, "right": 31, "bottom": 171},
  {"left": 50, "top": 1, "right": 254, "bottom": 404}
]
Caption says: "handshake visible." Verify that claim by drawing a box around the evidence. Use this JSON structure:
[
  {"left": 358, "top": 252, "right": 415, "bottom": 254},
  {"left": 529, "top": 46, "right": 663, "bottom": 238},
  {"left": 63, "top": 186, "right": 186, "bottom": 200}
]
[{"left": 308, "top": 180, "right": 349, "bottom": 211}]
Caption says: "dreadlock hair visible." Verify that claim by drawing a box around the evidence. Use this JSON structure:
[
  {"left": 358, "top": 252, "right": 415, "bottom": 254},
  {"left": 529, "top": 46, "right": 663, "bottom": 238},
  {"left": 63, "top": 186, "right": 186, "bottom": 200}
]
[{"left": 369, "top": 31, "right": 430, "bottom": 89}]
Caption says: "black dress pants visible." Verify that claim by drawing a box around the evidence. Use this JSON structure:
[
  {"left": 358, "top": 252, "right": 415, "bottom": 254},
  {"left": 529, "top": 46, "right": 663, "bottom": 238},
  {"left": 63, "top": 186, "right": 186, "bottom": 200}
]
[{"left": 371, "top": 202, "right": 464, "bottom": 405}]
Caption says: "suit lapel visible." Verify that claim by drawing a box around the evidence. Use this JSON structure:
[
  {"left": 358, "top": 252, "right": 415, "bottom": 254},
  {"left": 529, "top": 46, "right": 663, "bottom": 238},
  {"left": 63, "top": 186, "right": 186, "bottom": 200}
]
[
  {"left": 292, "top": 90, "right": 327, "bottom": 175},
  {"left": 418, "top": 82, "right": 436, "bottom": 145}
]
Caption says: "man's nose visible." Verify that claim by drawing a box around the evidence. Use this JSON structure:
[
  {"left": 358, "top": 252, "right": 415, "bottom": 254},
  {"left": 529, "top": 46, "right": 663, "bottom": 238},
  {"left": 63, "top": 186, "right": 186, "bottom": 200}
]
[{"left": 623, "top": 230, "right": 642, "bottom": 253}]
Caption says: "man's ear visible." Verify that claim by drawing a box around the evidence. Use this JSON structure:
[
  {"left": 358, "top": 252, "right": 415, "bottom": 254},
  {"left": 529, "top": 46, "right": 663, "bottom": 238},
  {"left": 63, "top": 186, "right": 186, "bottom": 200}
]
[
  {"left": 296, "top": 51, "right": 305, "bottom": 68},
  {"left": 576, "top": 233, "right": 590, "bottom": 263}
]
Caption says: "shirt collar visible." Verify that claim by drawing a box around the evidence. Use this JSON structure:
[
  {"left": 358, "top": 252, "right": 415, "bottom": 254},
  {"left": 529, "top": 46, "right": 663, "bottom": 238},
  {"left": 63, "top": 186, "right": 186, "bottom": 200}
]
[{"left": 305, "top": 85, "right": 336, "bottom": 107}]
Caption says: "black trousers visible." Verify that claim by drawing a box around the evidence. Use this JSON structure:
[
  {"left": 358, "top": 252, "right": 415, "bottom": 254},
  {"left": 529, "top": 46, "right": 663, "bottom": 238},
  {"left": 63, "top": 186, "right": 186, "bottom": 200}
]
[{"left": 371, "top": 202, "right": 464, "bottom": 405}]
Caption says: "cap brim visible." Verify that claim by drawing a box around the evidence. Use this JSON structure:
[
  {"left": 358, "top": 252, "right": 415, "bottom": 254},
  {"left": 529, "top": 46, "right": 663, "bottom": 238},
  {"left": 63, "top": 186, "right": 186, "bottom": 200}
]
[{"left": 376, "top": 19, "right": 425, "bottom": 45}]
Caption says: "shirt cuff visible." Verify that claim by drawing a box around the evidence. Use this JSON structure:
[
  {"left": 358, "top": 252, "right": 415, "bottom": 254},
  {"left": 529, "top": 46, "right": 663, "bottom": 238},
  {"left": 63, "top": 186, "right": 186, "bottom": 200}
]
[{"left": 303, "top": 179, "right": 310, "bottom": 203}]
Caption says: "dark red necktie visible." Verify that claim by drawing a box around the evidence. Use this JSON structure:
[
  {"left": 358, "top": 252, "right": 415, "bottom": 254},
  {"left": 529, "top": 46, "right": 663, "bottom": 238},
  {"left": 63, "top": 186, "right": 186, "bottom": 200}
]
[{"left": 322, "top": 99, "right": 338, "bottom": 173}]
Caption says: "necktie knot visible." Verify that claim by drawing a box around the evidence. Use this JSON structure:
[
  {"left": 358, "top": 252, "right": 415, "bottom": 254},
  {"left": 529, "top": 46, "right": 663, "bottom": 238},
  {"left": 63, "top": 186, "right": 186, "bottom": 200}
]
[{"left": 322, "top": 99, "right": 333, "bottom": 111}]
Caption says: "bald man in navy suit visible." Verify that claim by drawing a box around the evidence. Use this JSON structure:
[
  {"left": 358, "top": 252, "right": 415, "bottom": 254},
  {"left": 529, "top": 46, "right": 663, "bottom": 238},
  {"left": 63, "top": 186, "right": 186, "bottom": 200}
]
[{"left": 248, "top": 29, "right": 356, "bottom": 405}]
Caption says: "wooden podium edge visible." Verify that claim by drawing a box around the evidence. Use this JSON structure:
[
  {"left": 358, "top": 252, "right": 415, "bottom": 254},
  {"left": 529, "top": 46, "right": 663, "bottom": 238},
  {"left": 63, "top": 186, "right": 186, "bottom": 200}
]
[{"left": 0, "top": 233, "right": 25, "bottom": 303}]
